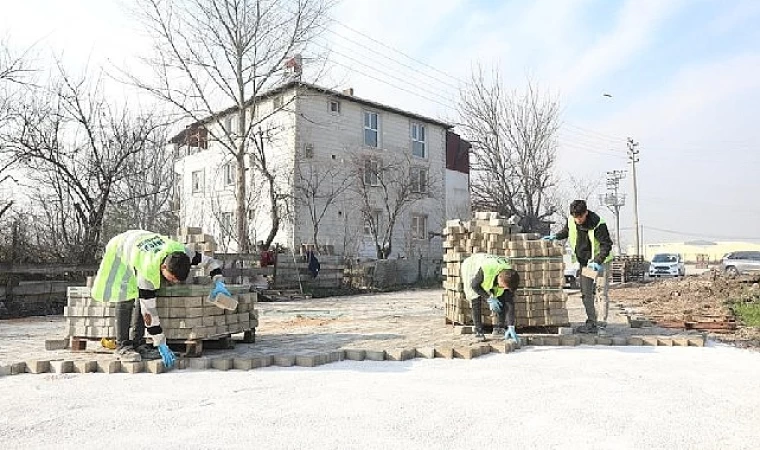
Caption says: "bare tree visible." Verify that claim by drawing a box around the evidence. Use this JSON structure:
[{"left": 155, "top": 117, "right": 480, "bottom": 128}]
[
  {"left": 128, "top": 0, "right": 330, "bottom": 252},
  {"left": 0, "top": 65, "right": 164, "bottom": 264},
  {"left": 458, "top": 67, "right": 561, "bottom": 233},
  {"left": 351, "top": 152, "right": 440, "bottom": 259},
  {"left": 294, "top": 153, "right": 352, "bottom": 250}
]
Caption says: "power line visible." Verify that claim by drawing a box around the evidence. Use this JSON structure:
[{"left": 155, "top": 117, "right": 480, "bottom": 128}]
[{"left": 621, "top": 225, "right": 760, "bottom": 242}]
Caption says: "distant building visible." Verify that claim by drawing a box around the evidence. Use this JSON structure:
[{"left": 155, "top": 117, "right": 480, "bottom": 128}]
[{"left": 635, "top": 241, "right": 760, "bottom": 263}]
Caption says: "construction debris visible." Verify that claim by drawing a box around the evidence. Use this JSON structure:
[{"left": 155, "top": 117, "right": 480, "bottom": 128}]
[{"left": 442, "top": 212, "right": 570, "bottom": 329}]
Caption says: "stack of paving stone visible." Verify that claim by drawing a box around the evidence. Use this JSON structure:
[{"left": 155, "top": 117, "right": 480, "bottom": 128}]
[
  {"left": 175, "top": 226, "right": 217, "bottom": 256},
  {"left": 442, "top": 211, "right": 570, "bottom": 329},
  {"left": 64, "top": 285, "right": 258, "bottom": 342}
]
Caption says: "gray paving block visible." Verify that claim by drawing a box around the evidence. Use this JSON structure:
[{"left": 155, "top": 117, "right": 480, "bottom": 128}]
[
  {"left": 252, "top": 355, "right": 273, "bottom": 368},
  {"left": 146, "top": 360, "right": 165, "bottom": 374},
  {"left": 641, "top": 336, "right": 658, "bottom": 346},
  {"left": 45, "top": 339, "right": 69, "bottom": 351},
  {"left": 343, "top": 349, "right": 365, "bottom": 361},
  {"left": 386, "top": 348, "right": 416, "bottom": 361},
  {"left": 175, "top": 357, "right": 188, "bottom": 370},
  {"left": 188, "top": 357, "right": 211, "bottom": 370},
  {"left": 560, "top": 336, "right": 580, "bottom": 346},
  {"left": 543, "top": 336, "right": 560, "bottom": 346},
  {"left": 0, "top": 365, "right": 11, "bottom": 376},
  {"left": 416, "top": 347, "right": 436, "bottom": 359},
  {"left": 688, "top": 336, "right": 706, "bottom": 347},
  {"left": 211, "top": 358, "right": 233, "bottom": 371},
  {"left": 596, "top": 337, "right": 613, "bottom": 346},
  {"left": 233, "top": 358, "right": 253, "bottom": 370},
  {"left": 121, "top": 361, "right": 145, "bottom": 374},
  {"left": 98, "top": 360, "right": 122, "bottom": 374},
  {"left": 611, "top": 337, "right": 628, "bottom": 346},
  {"left": 11, "top": 362, "right": 27, "bottom": 375},
  {"left": 453, "top": 346, "right": 479, "bottom": 360},
  {"left": 273, "top": 355, "right": 295, "bottom": 367},
  {"left": 328, "top": 350, "right": 345, "bottom": 363},
  {"left": 580, "top": 336, "right": 598, "bottom": 345},
  {"left": 74, "top": 360, "right": 98, "bottom": 373},
  {"left": 476, "top": 344, "right": 491, "bottom": 355},
  {"left": 434, "top": 346, "right": 454, "bottom": 359},
  {"left": 25, "top": 360, "right": 51, "bottom": 374},
  {"left": 295, "top": 355, "right": 323, "bottom": 367},
  {"left": 50, "top": 360, "right": 74, "bottom": 374},
  {"left": 627, "top": 336, "right": 644, "bottom": 346},
  {"left": 453, "top": 326, "right": 473, "bottom": 335},
  {"left": 657, "top": 337, "right": 674, "bottom": 346},
  {"left": 364, "top": 350, "right": 386, "bottom": 361}
]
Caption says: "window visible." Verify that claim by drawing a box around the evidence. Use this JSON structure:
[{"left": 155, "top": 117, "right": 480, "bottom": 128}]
[
  {"left": 221, "top": 212, "right": 234, "bottom": 232},
  {"left": 363, "top": 159, "right": 379, "bottom": 186},
  {"left": 191, "top": 170, "right": 204, "bottom": 193},
  {"left": 364, "top": 111, "right": 379, "bottom": 147},
  {"left": 223, "top": 162, "right": 236, "bottom": 186},
  {"left": 410, "top": 167, "right": 427, "bottom": 193},
  {"left": 223, "top": 113, "right": 237, "bottom": 135},
  {"left": 411, "top": 215, "right": 427, "bottom": 239},
  {"left": 411, "top": 123, "right": 426, "bottom": 158},
  {"left": 364, "top": 210, "right": 380, "bottom": 235},
  {"left": 273, "top": 95, "right": 283, "bottom": 109},
  {"left": 329, "top": 100, "right": 341, "bottom": 114}
]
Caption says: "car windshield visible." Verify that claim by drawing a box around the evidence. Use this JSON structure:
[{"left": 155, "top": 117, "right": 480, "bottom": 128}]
[{"left": 652, "top": 254, "right": 676, "bottom": 263}]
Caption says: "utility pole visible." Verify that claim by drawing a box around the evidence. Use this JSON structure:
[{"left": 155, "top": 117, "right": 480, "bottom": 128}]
[
  {"left": 599, "top": 170, "right": 626, "bottom": 255},
  {"left": 627, "top": 137, "right": 640, "bottom": 256}
]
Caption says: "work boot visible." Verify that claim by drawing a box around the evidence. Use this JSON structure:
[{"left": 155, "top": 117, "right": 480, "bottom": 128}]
[
  {"left": 492, "top": 327, "right": 506, "bottom": 337},
  {"left": 135, "top": 343, "right": 161, "bottom": 361},
  {"left": 575, "top": 320, "right": 598, "bottom": 334},
  {"left": 474, "top": 329, "right": 486, "bottom": 342},
  {"left": 114, "top": 345, "right": 142, "bottom": 362}
]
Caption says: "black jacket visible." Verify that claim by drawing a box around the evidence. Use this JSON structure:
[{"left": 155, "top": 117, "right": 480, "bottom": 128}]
[{"left": 554, "top": 211, "right": 613, "bottom": 265}]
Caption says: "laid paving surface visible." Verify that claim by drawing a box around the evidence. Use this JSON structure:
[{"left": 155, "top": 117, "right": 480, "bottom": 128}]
[{"left": 0, "top": 287, "right": 707, "bottom": 372}]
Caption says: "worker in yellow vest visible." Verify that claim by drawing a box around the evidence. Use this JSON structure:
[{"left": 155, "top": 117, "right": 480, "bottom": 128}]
[
  {"left": 543, "top": 200, "right": 613, "bottom": 334},
  {"left": 91, "top": 230, "right": 232, "bottom": 367},
  {"left": 460, "top": 253, "right": 520, "bottom": 343}
]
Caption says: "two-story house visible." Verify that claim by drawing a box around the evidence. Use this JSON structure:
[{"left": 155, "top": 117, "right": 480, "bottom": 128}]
[{"left": 170, "top": 81, "right": 469, "bottom": 258}]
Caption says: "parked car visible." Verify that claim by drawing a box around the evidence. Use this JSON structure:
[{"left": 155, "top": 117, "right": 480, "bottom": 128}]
[
  {"left": 648, "top": 253, "right": 685, "bottom": 278},
  {"left": 720, "top": 251, "right": 760, "bottom": 277}
]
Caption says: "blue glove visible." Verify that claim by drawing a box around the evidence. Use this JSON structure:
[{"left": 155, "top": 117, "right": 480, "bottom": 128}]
[
  {"left": 504, "top": 325, "right": 520, "bottom": 344},
  {"left": 209, "top": 279, "right": 232, "bottom": 301},
  {"left": 487, "top": 296, "right": 502, "bottom": 313},
  {"left": 541, "top": 235, "right": 556, "bottom": 241},
  {"left": 157, "top": 343, "right": 176, "bottom": 368},
  {"left": 587, "top": 262, "right": 603, "bottom": 273}
]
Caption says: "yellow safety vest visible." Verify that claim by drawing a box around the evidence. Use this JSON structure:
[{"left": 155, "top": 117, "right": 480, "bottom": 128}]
[
  {"left": 567, "top": 216, "right": 614, "bottom": 264},
  {"left": 460, "top": 253, "right": 512, "bottom": 299}
]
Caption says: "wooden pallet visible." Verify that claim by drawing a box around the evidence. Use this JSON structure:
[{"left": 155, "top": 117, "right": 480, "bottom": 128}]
[{"left": 70, "top": 329, "right": 256, "bottom": 357}]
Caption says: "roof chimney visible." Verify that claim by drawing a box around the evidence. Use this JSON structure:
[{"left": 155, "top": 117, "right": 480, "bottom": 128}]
[{"left": 342, "top": 88, "right": 354, "bottom": 96}]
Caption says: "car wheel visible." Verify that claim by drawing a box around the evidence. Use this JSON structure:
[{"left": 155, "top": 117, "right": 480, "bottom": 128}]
[{"left": 725, "top": 266, "right": 739, "bottom": 278}]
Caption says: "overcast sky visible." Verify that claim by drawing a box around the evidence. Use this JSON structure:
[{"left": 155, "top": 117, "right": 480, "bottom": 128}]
[{"left": 2, "top": 0, "right": 759, "bottom": 247}]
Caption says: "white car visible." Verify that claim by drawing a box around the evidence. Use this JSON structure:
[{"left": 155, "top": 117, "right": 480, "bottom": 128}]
[{"left": 648, "top": 253, "right": 686, "bottom": 278}]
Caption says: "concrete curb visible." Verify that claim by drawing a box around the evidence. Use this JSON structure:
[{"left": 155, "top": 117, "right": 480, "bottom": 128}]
[{"left": 0, "top": 333, "right": 707, "bottom": 376}]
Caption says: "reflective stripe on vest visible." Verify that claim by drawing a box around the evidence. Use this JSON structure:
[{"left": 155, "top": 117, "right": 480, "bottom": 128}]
[
  {"left": 460, "top": 253, "right": 512, "bottom": 299},
  {"left": 91, "top": 231, "right": 186, "bottom": 302},
  {"left": 567, "top": 216, "right": 614, "bottom": 264}
]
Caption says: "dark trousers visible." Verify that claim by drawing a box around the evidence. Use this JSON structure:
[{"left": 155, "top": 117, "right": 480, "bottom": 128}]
[
  {"left": 579, "top": 271, "right": 597, "bottom": 323},
  {"left": 470, "top": 290, "right": 515, "bottom": 331},
  {"left": 115, "top": 299, "right": 146, "bottom": 348}
]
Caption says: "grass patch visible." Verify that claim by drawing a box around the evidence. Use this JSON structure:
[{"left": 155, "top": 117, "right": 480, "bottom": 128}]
[{"left": 733, "top": 302, "right": 760, "bottom": 327}]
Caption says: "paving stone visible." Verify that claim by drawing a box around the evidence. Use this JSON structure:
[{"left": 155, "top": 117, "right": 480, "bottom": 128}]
[
  {"left": 611, "top": 337, "right": 628, "bottom": 346},
  {"left": 45, "top": 339, "right": 68, "bottom": 351},
  {"left": 146, "top": 360, "right": 166, "bottom": 374},
  {"left": 453, "top": 346, "right": 479, "bottom": 359},
  {"left": 0, "top": 365, "right": 10, "bottom": 376},
  {"left": 627, "top": 336, "right": 644, "bottom": 346},
  {"left": 233, "top": 358, "right": 254, "bottom": 370},
  {"left": 328, "top": 351, "right": 345, "bottom": 363},
  {"left": 415, "top": 347, "right": 436, "bottom": 359},
  {"left": 11, "top": 362, "right": 26, "bottom": 375},
  {"left": 50, "top": 360, "right": 74, "bottom": 374},
  {"left": 252, "top": 355, "right": 273, "bottom": 368},
  {"left": 74, "top": 360, "right": 98, "bottom": 373},
  {"left": 526, "top": 336, "right": 543, "bottom": 346},
  {"left": 211, "top": 358, "right": 233, "bottom": 371},
  {"left": 434, "top": 346, "right": 454, "bottom": 359},
  {"left": 385, "top": 348, "right": 415, "bottom": 361},
  {"left": 688, "top": 336, "right": 705, "bottom": 347},
  {"left": 642, "top": 336, "right": 659, "bottom": 346},
  {"left": 121, "top": 361, "right": 145, "bottom": 374},
  {"left": 673, "top": 338, "right": 690, "bottom": 346},
  {"left": 596, "top": 337, "right": 613, "bottom": 346},
  {"left": 505, "top": 340, "right": 518, "bottom": 352},
  {"left": 558, "top": 327, "right": 573, "bottom": 335},
  {"left": 295, "top": 355, "right": 324, "bottom": 367},
  {"left": 453, "top": 326, "right": 473, "bottom": 335},
  {"left": 364, "top": 350, "right": 386, "bottom": 361},
  {"left": 543, "top": 336, "right": 560, "bottom": 346},
  {"left": 25, "top": 360, "right": 51, "bottom": 374},
  {"left": 579, "top": 336, "right": 597, "bottom": 345},
  {"left": 273, "top": 355, "right": 295, "bottom": 367},
  {"left": 489, "top": 342, "right": 509, "bottom": 353},
  {"left": 175, "top": 357, "right": 188, "bottom": 370},
  {"left": 657, "top": 337, "right": 674, "bottom": 346},
  {"left": 560, "top": 336, "right": 580, "bottom": 346},
  {"left": 97, "top": 360, "right": 121, "bottom": 374},
  {"left": 189, "top": 357, "right": 211, "bottom": 370},
  {"left": 343, "top": 349, "right": 365, "bottom": 361}
]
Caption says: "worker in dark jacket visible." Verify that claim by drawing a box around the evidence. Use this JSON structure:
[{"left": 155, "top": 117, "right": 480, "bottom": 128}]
[{"left": 544, "top": 200, "right": 614, "bottom": 333}]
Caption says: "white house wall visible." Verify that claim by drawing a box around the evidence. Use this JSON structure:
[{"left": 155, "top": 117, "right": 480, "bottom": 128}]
[{"left": 445, "top": 170, "right": 471, "bottom": 221}]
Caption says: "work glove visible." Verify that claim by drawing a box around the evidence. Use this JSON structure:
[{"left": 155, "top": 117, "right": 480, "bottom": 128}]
[
  {"left": 504, "top": 325, "right": 521, "bottom": 345},
  {"left": 209, "top": 279, "right": 232, "bottom": 302},
  {"left": 541, "top": 235, "right": 556, "bottom": 241},
  {"left": 157, "top": 343, "right": 176, "bottom": 368},
  {"left": 587, "top": 262, "right": 603, "bottom": 273},
  {"left": 486, "top": 296, "right": 502, "bottom": 313}
]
